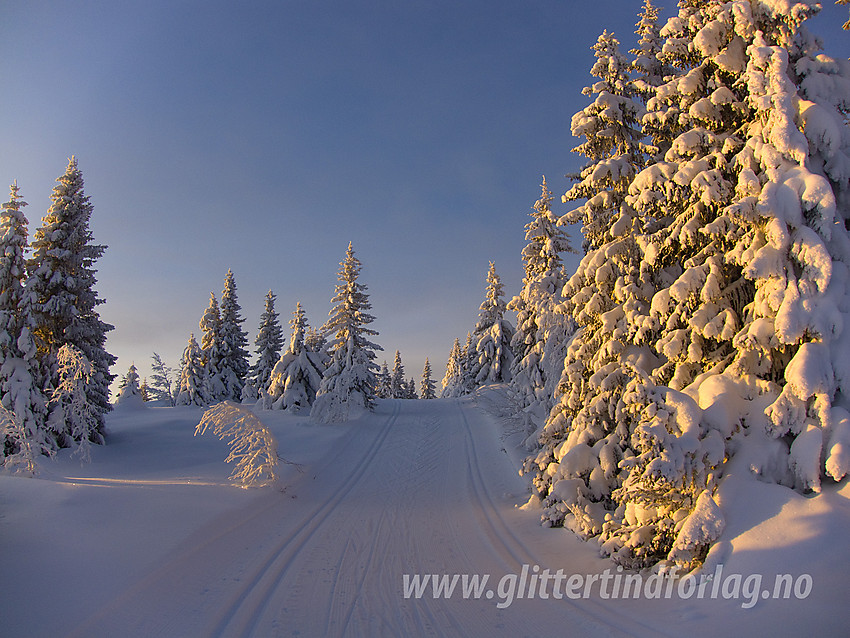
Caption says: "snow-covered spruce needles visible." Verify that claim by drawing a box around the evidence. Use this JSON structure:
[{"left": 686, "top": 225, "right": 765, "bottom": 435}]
[{"left": 195, "top": 401, "right": 285, "bottom": 488}]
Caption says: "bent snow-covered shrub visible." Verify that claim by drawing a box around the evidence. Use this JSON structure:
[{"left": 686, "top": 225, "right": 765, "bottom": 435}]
[{"left": 195, "top": 401, "right": 280, "bottom": 488}]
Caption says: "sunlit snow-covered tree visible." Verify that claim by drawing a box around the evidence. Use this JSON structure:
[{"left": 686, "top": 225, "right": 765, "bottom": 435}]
[
  {"left": 420, "top": 358, "right": 436, "bottom": 399},
  {"left": 390, "top": 350, "right": 406, "bottom": 399},
  {"left": 440, "top": 338, "right": 466, "bottom": 398},
  {"left": 27, "top": 158, "right": 115, "bottom": 443},
  {"left": 267, "top": 302, "right": 327, "bottom": 412},
  {"left": 311, "top": 243, "right": 382, "bottom": 423},
  {"left": 219, "top": 270, "right": 249, "bottom": 401},
  {"left": 251, "top": 290, "right": 284, "bottom": 394},
  {"left": 469, "top": 262, "right": 514, "bottom": 387},
  {"left": 509, "top": 178, "right": 575, "bottom": 417},
  {"left": 0, "top": 183, "right": 50, "bottom": 467},
  {"left": 199, "top": 292, "right": 226, "bottom": 401},
  {"left": 529, "top": 0, "right": 850, "bottom": 570},
  {"left": 115, "top": 363, "right": 144, "bottom": 407},
  {"left": 629, "top": 0, "right": 666, "bottom": 103},
  {"left": 176, "top": 333, "right": 210, "bottom": 406},
  {"left": 562, "top": 30, "right": 648, "bottom": 253},
  {"left": 50, "top": 344, "right": 101, "bottom": 463}
]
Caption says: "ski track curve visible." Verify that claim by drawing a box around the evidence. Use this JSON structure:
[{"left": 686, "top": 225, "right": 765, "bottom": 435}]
[{"left": 68, "top": 398, "right": 655, "bottom": 638}]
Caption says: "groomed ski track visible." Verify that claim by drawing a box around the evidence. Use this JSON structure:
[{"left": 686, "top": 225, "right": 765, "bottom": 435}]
[{"left": 69, "top": 398, "right": 658, "bottom": 638}]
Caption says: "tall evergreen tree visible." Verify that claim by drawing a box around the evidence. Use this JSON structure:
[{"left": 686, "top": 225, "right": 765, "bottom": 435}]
[
  {"left": 176, "top": 333, "right": 210, "bottom": 406},
  {"left": 420, "top": 358, "right": 436, "bottom": 399},
  {"left": 199, "top": 292, "right": 226, "bottom": 401},
  {"left": 267, "top": 302, "right": 327, "bottom": 412},
  {"left": 469, "top": 262, "right": 514, "bottom": 386},
  {"left": 629, "top": 0, "right": 665, "bottom": 103},
  {"left": 0, "top": 183, "right": 50, "bottom": 464},
  {"left": 375, "top": 360, "right": 391, "bottom": 399},
  {"left": 562, "top": 30, "right": 648, "bottom": 253},
  {"left": 219, "top": 270, "right": 249, "bottom": 400},
  {"left": 251, "top": 290, "right": 284, "bottom": 394},
  {"left": 390, "top": 350, "right": 406, "bottom": 399},
  {"left": 405, "top": 377, "right": 417, "bottom": 400},
  {"left": 440, "top": 338, "right": 465, "bottom": 398},
  {"left": 311, "top": 243, "right": 382, "bottom": 422},
  {"left": 530, "top": 0, "right": 850, "bottom": 569},
  {"left": 27, "top": 158, "right": 115, "bottom": 443},
  {"left": 509, "top": 178, "right": 575, "bottom": 413}
]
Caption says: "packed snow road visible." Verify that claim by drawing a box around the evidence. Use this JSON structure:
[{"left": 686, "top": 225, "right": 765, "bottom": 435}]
[
  {"left": 4, "top": 397, "right": 848, "bottom": 637},
  {"left": 62, "top": 399, "right": 645, "bottom": 638}
]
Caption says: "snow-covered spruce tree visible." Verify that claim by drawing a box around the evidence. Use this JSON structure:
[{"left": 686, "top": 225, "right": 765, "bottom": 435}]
[
  {"left": 629, "top": 0, "right": 666, "bottom": 104},
  {"left": 199, "top": 292, "right": 226, "bottom": 401},
  {"left": 390, "top": 350, "right": 406, "bottom": 398},
  {"left": 148, "top": 352, "right": 176, "bottom": 405},
  {"left": 267, "top": 301, "right": 327, "bottom": 412},
  {"left": 176, "top": 333, "right": 211, "bottom": 406},
  {"left": 0, "top": 183, "right": 51, "bottom": 467},
  {"left": 562, "top": 30, "right": 648, "bottom": 253},
  {"left": 311, "top": 243, "right": 382, "bottom": 423},
  {"left": 469, "top": 262, "right": 514, "bottom": 387},
  {"left": 27, "top": 158, "right": 115, "bottom": 444},
  {"left": 115, "top": 364, "right": 144, "bottom": 407},
  {"left": 375, "top": 360, "right": 391, "bottom": 399},
  {"left": 508, "top": 178, "right": 575, "bottom": 416},
  {"left": 463, "top": 332, "right": 476, "bottom": 387},
  {"left": 420, "top": 358, "right": 436, "bottom": 399},
  {"left": 529, "top": 0, "right": 850, "bottom": 570},
  {"left": 219, "top": 270, "right": 249, "bottom": 401},
  {"left": 525, "top": 22, "right": 656, "bottom": 564},
  {"left": 50, "top": 344, "right": 101, "bottom": 463},
  {"left": 251, "top": 290, "right": 284, "bottom": 395},
  {"left": 440, "top": 338, "right": 466, "bottom": 398}
]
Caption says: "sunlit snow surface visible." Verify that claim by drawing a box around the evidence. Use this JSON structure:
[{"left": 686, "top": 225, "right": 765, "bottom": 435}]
[{"left": 1, "top": 393, "right": 848, "bottom": 637}]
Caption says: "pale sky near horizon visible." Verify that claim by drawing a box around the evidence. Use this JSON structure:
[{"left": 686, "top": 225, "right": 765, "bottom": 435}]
[{"left": 2, "top": 1, "right": 849, "bottom": 396}]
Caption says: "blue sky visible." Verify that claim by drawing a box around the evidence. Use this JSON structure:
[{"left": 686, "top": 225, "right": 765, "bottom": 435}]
[{"left": 2, "top": 1, "right": 849, "bottom": 395}]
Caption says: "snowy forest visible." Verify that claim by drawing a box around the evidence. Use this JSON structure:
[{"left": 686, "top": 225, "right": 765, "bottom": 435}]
[{"left": 5, "top": 0, "right": 850, "bottom": 578}]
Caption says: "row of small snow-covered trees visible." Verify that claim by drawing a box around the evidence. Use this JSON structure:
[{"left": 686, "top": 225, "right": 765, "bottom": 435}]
[
  {"left": 506, "top": 0, "right": 850, "bottom": 570},
  {"left": 169, "top": 244, "right": 439, "bottom": 419},
  {"left": 0, "top": 158, "right": 115, "bottom": 471},
  {"left": 375, "top": 351, "right": 437, "bottom": 400}
]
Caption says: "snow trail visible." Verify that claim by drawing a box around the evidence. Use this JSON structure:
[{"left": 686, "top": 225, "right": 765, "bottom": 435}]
[{"left": 68, "top": 399, "right": 645, "bottom": 637}]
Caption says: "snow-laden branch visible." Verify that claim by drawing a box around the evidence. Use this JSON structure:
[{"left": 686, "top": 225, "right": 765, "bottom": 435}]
[
  {"left": 195, "top": 401, "right": 284, "bottom": 488},
  {"left": 0, "top": 403, "right": 39, "bottom": 476}
]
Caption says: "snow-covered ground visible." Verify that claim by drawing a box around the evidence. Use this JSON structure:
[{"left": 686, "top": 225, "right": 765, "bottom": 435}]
[{"left": 1, "top": 394, "right": 848, "bottom": 637}]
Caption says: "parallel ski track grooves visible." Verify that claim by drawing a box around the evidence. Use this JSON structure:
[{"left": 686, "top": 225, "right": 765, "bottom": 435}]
[
  {"left": 209, "top": 399, "right": 403, "bottom": 638},
  {"left": 457, "top": 397, "right": 542, "bottom": 568},
  {"left": 459, "top": 397, "right": 672, "bottom": 638},
  {"left": 332, "top": 508, "right": 386, "bottom": 637}
]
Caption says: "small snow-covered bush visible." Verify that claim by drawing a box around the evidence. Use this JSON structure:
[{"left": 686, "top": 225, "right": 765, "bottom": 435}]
[
  {"left": 195, "top": 401, "right": 280, "bottom": 488},
  {"left": 0, "top": 403, "right": 41, "bottom": 476}
]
